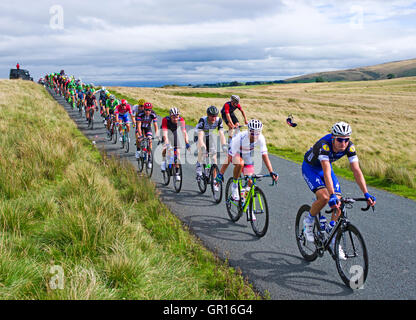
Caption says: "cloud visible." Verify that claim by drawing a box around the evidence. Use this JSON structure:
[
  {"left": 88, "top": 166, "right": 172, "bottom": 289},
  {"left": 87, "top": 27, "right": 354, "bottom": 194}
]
[{"left": 1, "top": 0, "right": 416, "bottom": 84}]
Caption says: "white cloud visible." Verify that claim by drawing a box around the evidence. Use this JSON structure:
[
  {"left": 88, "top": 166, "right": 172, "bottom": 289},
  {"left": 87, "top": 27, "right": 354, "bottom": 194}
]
[{"left": 1, "top": 0, "right": 415, "bottom": 84}]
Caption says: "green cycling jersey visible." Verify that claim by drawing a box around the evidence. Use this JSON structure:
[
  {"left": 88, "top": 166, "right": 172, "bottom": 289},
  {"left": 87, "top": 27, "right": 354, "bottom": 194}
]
[{"left": 106, "top": 99, "right": 119, "bottom": 111}]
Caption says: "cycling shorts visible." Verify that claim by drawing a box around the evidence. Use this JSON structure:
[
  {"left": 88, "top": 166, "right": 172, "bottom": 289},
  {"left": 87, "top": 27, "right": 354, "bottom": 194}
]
[
  {"left": 118, "top": 113, "right": 131, "bottom": 123},
  {"left": 136, "top": 126, "right": 152, "bottom": 137},
  {"left": 221, "top": 111, "right": 239, "bottom": 126},
  {"left": 302, "top": 161, "right": 341, "bottom": 194}
]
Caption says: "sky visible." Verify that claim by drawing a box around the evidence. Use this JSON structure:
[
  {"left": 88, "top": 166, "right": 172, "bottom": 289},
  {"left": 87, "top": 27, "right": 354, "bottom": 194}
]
[{"left": 1, "top": 0, "right": 416, "bottom": 86}]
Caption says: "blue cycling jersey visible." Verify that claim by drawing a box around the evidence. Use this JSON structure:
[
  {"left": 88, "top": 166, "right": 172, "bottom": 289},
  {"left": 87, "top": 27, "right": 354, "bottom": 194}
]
[{"left": 303, "top": 134, "right": 358, "bottom": 168}]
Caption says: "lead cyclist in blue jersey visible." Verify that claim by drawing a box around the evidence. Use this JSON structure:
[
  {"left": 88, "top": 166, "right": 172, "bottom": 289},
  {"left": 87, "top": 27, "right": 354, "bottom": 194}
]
[{"left": 302, "top": 122, "right": 376, "bottom": 242}]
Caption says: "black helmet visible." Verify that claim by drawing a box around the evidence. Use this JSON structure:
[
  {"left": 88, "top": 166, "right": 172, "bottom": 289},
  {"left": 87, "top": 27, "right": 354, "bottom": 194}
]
[{"left": 207, "top": 105, "right": 218, "bottom": 116}]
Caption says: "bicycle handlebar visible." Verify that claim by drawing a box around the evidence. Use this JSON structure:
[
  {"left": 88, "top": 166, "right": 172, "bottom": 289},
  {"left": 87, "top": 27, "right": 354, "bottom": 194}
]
[
  {"left": 325, "top": 197, "right": 375, "bottom": 214},
  {"left": 242, "top": 173, "right": 278, "bottom": 187}
]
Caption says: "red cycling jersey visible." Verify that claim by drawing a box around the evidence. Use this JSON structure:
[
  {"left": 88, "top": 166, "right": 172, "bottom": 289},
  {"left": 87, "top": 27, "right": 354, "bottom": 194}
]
[
  {"left": 161, "top": 116, "right": 186, "bottom": 132},
  {"left": 221, "top": 101, "right": 242, "bottom": 115},
  {"left": 115, "top": 104, "right": 133, "bottom": 115}
]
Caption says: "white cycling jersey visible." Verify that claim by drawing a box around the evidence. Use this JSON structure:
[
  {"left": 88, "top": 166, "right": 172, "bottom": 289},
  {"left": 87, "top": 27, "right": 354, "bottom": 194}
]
[{"left": 229, "top": 131, "right": 267, "bottom": 165}]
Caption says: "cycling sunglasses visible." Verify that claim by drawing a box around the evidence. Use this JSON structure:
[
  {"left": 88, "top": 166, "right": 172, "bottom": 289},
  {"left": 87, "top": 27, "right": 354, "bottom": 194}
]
[{"left": 336, "top": 137, "right": 350, "bottom": 143}]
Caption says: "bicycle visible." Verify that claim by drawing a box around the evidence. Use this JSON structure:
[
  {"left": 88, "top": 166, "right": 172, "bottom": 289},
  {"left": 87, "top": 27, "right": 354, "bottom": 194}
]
[
  {"left": 87, "top": 106, "right": 94, "bottom": 130},
  {"left": 225, "top": 174, "right": 276, "bottom": 237},
  {"left": 78, "top": 99, "right": 83, "bottom": 117},
  {"left": 196, "top": 148, "right": 222, "bottom": 203},
  {"left": 137, "top": 137, "right": 156, "bottom": 177},
  {"left": 161, "top": 143, "right": 183, "bottom": 193},
  {"left": 295, "top": 197, "right": 373, "bottom": 289},
  {"left": 119, "top": 122, "right": 130, "bottom": 153}
]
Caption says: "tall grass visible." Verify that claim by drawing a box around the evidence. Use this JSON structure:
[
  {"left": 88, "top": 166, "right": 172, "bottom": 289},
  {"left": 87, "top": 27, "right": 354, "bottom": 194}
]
[{"left": 0, "top": 80, "right": 261, "bottom": 300}]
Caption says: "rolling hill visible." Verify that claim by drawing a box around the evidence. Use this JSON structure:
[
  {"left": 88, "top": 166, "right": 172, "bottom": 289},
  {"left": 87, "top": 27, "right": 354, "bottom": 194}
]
[{"left": 284, "top": 58, "right": 416, "bottom": 83}]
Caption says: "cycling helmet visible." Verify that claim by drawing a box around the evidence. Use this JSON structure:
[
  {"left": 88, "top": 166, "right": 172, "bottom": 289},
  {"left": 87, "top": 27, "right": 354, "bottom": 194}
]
[
  {"left": 247, "top": 119, "right": 263, "bottom": 132},
  {"left": 138, "top": 99, "right": 146, "bottom": 106},
  {"left": 121, "top": 99, "right": 127, "bottom": 105},
  {"left": 207, "top": 105, "right": 218, "bottom": 116},
  {"left": 231, "top": 95, "right": 240, "bottom": 103},
  {"left": 144, "top": 102, "right": 153, "bottom": 110},
  {"left": 110, "top": 95, "right": 115, "bottom": 100},
  {"left": 170, "top": 107, "right": 180, "bottom": 116},
  {"left": 331, "top": 121, "right": 352, "bottom": 136}
]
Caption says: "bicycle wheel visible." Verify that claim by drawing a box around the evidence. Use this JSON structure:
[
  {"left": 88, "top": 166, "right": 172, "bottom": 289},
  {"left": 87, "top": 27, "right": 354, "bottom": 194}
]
[
  {"left": 173, "top": 164, "right": 182, "bottom": 193},
  {"left": 295, "top": 204, "right": 318, "bottom": 262},
  {"left": 334, "top": 223, "right": 368, "bottom": 289},
  {"left": 137, "top": 151, "right": 145, "bottom": 173},
  {"left": 112, "top": 126, "right": 118, "bottom": 144},
  {"left": 225, "top": 177, "right": 242, "bottom": 222},
  {"left": 145, "top": 149, "right": 154, "bottom": 177},
  {"left": 124, "top": 131, "right": 130, "bottom": 153},
  {"left": 249, "top": 186, "right": 269, "bottom": 237},
  {"left": 210, "top": 164, "right": 222, "bottom": 203},
  {"left": 162, "top": 161, "right": 170, "bottom": 185},
  {"left": 197, "top": 165, "right": 208, "bottom": 194},
  {"left": 89, "top": 109, "right": 94, "bottom": 130}
]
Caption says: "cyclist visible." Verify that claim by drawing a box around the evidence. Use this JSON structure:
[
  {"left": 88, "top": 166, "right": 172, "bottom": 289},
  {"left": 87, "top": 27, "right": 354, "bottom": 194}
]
[
  {"left": 228, "top": 119, "right": 278, "bottom": 201},
  {"left": 76, "top": 85, "right": 85, "bottom": 111},
  {"left": 195, "top": 106, "right": 227, "bottom": 186},
  {"left": 85, "top": 90, "right": 98, "bottom": 122},
  {"left": 68, "top": 79, "right": 76, "bottom": 108},
  {"left": 216, "top": 95, "right": 249, "bottom": 183},
  {"left": 160, "top": 107, "right": 190, "bottom": 181},
  {"left": 97, "top": 86, "right": 109, "bottom": 116},
  {"left": 136, "top": 102, "right": 159, "bottom": 168},
  {"left": 115, "top": 99, "right": 136, "bottom": 141},
  {"left": 105, "top": 94, "right": 119, "bottom": 133},
  {"left": 302, "top": 121, "right": 376, "bottom": 243}
]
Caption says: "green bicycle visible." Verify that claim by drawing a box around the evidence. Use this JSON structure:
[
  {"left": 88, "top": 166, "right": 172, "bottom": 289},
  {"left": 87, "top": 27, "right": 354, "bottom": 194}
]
[{"left": 225, "top": 174, "right": 276, "bottom": 237}]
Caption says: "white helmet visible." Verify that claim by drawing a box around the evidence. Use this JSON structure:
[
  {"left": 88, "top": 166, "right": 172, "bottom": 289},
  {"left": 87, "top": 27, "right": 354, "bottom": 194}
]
[
  {"left": 170, "top": 107, "right": 180, "bottom": 116},
  {"left": 332, "top": 122, "right": 352, "bottom": 136},
  {"left": 247, "top": 119, "right": 263, "bottom": 132},
  {"left": 231, "top": 95, "right": 240, "bottom": 103}
]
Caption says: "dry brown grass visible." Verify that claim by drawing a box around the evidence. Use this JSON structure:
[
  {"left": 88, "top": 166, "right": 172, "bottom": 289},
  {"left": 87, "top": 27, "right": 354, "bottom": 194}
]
[{"left": 110, "top": 77, "right": 416, "bottom": 188}]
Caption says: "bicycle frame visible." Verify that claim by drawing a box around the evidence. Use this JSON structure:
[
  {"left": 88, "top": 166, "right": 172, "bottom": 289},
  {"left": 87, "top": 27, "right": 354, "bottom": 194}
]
[{"left": 315, "top": 197, "right": 371, "bottom": 256}]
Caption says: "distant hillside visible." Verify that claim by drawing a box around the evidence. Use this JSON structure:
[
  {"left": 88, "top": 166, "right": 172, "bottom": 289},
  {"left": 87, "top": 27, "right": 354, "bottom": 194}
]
[{"left": 284, "top": 58, "right": 416, "bottom": 83}]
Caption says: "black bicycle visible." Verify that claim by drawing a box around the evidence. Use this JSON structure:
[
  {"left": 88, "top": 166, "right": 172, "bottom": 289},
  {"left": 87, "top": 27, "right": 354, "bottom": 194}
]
[
  {"left": 295, "top": 197, "right": 373, "bottom": 289},
  {"left": 137, "top": 137, "right": 155, "bottom": 177},
  {"left": 87, "top": 107, "right": 94, "bottom": 130},
  {"left": 196, "top": 148, "right": 222, "bottom": 203},
  {"left": 161, "top": 144, "right": 183, "bottom": 193}
]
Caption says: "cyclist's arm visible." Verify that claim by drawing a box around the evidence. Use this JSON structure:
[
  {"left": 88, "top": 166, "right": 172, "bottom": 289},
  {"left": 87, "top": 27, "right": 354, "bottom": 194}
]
[
  {"left": 180, "top": 119, "right": 189, "bottom": 145},
  {"left": 240, "top": 107, "right": 248, "bottom": 124},
  {"left": 153, "top": 120, "right": 159, "bottom": 138},
  {"left": 225, "top": 112, "right": 234, "bottom": 128},
  {"left": 262, "top": 153, "right": 276, "bottom": 177},
  {"left": 197, "top": 130, "right": 206, "bottom": 150},
  {"left": 130, "top": 112, "right": 136, "bottom": 126},
  {"left": 137, "top": 121, "right": 143, "bottom": 136},
  {"left": 350, "top": 161, "right": 375, "bottom": 205},
  {"left": 218, "top": 128, "right": 226, "bottom": 146},
  {"left": 321, "top": 160, "right": 336, "bottom": 196}
]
